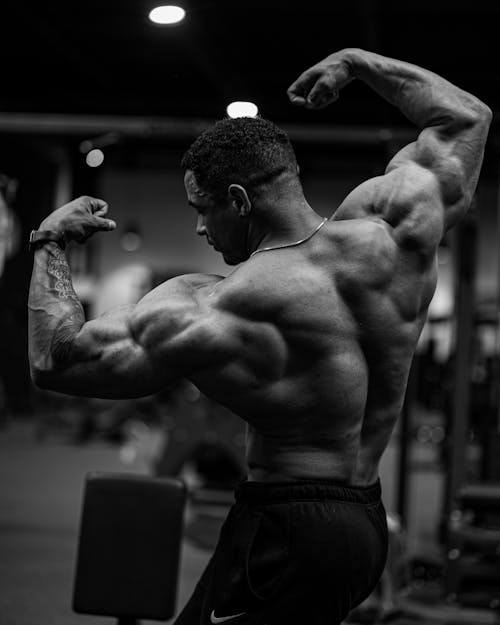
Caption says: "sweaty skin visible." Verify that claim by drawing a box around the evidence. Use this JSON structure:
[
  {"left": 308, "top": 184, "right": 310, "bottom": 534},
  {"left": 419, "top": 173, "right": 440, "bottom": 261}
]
[{"left": 29, "top": 49, "right": 492, "bottom": 485}]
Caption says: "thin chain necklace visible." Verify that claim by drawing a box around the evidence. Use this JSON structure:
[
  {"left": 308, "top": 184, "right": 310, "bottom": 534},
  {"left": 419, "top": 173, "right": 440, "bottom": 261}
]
[{"left": 249, "top": 217, "right": 328, "bottom": 258}]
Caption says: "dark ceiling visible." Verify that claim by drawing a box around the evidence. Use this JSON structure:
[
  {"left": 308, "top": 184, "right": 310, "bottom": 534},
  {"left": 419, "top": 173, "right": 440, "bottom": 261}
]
[{"left": 1, "top": 1, "right": 498, "bottom": 131}]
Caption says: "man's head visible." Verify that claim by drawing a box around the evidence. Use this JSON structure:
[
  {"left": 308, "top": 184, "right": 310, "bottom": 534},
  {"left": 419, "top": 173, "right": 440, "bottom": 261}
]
[
  {"left": 181, "top": 117, "right": 300, "bottom": 265},
  {"left": 182, "top": 116, "right": 298, "bottom": 200}
]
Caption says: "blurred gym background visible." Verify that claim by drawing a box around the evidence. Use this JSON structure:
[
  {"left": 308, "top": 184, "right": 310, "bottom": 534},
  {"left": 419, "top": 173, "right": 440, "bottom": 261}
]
[{"left": 1, "top": 2, "right": 500, "bottom": 624}]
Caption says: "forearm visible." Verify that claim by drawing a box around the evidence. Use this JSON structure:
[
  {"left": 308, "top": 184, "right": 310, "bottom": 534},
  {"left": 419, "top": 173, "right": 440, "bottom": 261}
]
[
  {"left": 28, "top": 242, "right": 85, "bottom": 380},
  {"left": 26, "top": 195, "right": 169, "bottom": 399},
  {"left": 346, "top": 48, "right": 491, "bottom": 130}
]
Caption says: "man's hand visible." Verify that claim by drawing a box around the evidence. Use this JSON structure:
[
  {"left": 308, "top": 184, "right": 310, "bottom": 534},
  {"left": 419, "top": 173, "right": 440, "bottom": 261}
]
[
  {"left": 40, "top": 196, "right": 116, "bottom": 245},
  {"left": 287, "top": 49, "right": 355, "bottom": 110}
]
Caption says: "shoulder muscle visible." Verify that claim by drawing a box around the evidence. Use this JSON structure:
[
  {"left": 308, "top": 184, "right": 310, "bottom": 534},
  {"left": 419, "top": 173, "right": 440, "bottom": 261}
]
[
  {"left": 130, "top": 275, "right": 217, "bottom": 367},
  {"left": 376, "top": 163, "right": 444, "bottom": 251},
  {"left": 334, "top": 164, "right": 444, "bottom": 255},
  {"left": 131, "top": 273, "right": 285, "bottom": 382}
]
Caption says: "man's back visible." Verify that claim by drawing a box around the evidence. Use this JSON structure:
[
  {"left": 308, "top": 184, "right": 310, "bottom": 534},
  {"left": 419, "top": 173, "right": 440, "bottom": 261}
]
[
  {"left": 187, "top": 216, "right": 438, "bottom": 484},
  {"left": 27, "top": 48, "right": 491, "bottom": 488}
]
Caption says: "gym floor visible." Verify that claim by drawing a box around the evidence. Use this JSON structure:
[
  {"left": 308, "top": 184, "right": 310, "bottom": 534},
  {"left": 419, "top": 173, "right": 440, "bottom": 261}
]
[
  {"left": 0, "top": 418, "right": 211, "bottom": 625},
  {"left": 0, "top": 413, "right": 443, "bottom": 625}
]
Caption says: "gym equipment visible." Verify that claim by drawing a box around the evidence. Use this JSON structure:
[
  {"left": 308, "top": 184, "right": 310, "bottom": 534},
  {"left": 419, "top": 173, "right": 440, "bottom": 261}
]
[
  {"left": 396, "top": 360, "right": 417, "bottom": 524},
  {"left": 381, "top": 599, "right": 500, "bottom": 624},
  {"left": 73, "top": 472, "right": 187, "bottom": 625},
  {"left": 446, "top": 483, "right": 500, "bottom": 608},
  {"left": 346, "top": 508, "right": 500, "bottom": 625},
  {"left": 445, "top": 215, "right": 477, "bottom": 520},
  {"left": 0, "top": 172, "right": 19, "bottom": 277}
]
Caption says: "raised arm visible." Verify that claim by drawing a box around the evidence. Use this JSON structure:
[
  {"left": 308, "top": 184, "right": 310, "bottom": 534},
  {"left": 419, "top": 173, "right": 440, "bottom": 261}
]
[
  {"left": 28, "top": 196, "right": 226, "bottom": 399},
  {"left": 288, "top": 49, "right": 492, "bottom": 250}
]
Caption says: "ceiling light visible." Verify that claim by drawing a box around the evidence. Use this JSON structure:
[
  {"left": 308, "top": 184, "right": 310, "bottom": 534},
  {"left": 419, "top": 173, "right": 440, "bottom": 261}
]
[
  {"left": 86, "top": 149, "right": 104, "bottom": 168},
  {"left": 226, "top": 101, "right": 259, "bottom": 119},
  {"left": 149, "top": 5, "right": 186, "bottom": 25},
  {"left": 121, "top": 232, "right": 142, "bottom": 252},
  {"left": 120, "top": 224, "right": 142, "bottom": 252}
]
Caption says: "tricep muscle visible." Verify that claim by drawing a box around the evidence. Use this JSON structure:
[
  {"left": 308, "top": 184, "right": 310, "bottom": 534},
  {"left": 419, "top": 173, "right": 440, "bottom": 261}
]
[
  {"left": 335, "top": 110, "right": 491, "bottom": 253},
  {"left": 41, "top": 305, "right": 171, "bottom": 398}
]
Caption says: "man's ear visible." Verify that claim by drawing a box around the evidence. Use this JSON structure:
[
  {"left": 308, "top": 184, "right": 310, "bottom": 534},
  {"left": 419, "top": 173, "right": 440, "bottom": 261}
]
[{"left": 228, "top": 184, "right": 251, "bottom": 217}]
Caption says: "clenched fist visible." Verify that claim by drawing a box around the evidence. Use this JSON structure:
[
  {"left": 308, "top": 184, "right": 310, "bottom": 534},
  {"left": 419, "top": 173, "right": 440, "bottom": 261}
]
[
  {"left": 39, "top": 196, "right": 116, "bottom": 245},
  {"left": 287, "top": 49, "right": 356, "bottom": 110}
]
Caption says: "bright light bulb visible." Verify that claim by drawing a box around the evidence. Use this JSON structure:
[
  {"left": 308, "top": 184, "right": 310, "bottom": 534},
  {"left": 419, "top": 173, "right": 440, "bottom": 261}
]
[
  {"left": 86, "top": 149, "right": 104, "bottom": 168},
  {"left": 226, "top": 101, "right": 259, "bottom": 118},
  {"left": 149, "top": 5, "right": 186, "bottom": 25}
]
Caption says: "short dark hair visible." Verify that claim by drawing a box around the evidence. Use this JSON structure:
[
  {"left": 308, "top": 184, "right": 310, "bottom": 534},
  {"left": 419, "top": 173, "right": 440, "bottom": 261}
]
[{"left": 181, "top": 117, "right": 298, "bottom": 199}]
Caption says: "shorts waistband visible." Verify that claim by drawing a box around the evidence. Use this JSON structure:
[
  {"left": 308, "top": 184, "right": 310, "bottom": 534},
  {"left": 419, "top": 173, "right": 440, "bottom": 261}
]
[{"left": 235, "top": 478, "right": 381, "bottom": 505}]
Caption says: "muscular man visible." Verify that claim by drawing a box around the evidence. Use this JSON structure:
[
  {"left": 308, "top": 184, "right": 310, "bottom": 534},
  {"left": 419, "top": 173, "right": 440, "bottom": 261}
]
[{"left": 28, "top": 49, "right": 491, "bottom": 624}]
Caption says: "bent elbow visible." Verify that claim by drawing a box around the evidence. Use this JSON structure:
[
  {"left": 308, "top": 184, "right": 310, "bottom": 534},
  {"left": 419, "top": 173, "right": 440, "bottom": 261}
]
[
  {"left": 479, "top": 103, "right": 493, "bottom": 125},
  {"left": 30, "top": 363, "right": 55, "bottom": 391},
  {"left": 445, "top": 101, "right": 493, "bottom": 134},
  {"left": 469, "top": 102, "right": 493, "bottom": 129},
  {"left": 31, "top": 367, "right": 73, "bottom": 395},
  {"left": 29, "top": 354, "right": 60, "bottom": 392}
]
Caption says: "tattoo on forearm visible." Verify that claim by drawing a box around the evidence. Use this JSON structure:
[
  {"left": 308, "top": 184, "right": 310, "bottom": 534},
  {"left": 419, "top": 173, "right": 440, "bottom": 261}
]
[
  {"left": 29, "top": 243, "right": 87, "bottom": 370},
  {"left": 47, "top": 246, "right": 81, "bottom": 303},
  {"left": 38, "top": 245, "right": 86, "bottom": 364}
]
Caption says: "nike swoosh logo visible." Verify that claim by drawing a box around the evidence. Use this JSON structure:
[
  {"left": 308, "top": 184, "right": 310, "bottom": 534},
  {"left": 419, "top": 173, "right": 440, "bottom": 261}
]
[{"left": 210, "top": 609, "right": 247, "bottom": 623}]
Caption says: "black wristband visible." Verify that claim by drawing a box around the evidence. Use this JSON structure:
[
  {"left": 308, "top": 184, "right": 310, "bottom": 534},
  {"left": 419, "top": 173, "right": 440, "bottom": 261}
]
[{"left": 29, "top": 230, "right": 66, "bottom": 252}]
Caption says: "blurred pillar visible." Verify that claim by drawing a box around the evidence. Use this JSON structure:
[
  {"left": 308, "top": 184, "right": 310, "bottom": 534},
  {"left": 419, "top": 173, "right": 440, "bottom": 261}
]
[
  {"left": 445, "top": 208, "right": 477, "bottom": 517},
  {"left": 397, "top": 359, "right": 417, "bottom": 524},
  {"left": 496, "top": 164, "right": 500, "bottom": 432}
]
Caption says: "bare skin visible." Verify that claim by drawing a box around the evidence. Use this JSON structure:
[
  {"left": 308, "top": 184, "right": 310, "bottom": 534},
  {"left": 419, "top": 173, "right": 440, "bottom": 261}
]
[{"left": 29, "top": 49, "right": 491, "bottom": 485}]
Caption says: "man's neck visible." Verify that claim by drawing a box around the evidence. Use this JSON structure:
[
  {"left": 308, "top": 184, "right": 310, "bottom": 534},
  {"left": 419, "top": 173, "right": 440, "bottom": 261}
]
[{"left": 248, "top": 196, "right": 321, "bottom": 255}]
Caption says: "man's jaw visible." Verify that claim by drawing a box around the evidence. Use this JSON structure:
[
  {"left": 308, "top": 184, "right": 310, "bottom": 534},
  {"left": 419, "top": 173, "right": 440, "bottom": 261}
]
[
  {"left": 206, "top": 238, "right": 246, "bottom": 265},
  {"left": 206, "top": 237, "right": 218, "bottom": 251},
  {"left": 222, "top": 249, "right": 250, "bottom": 266}
]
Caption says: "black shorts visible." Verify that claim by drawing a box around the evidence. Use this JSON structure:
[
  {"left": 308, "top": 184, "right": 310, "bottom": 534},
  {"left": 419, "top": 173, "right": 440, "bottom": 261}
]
[{"left": 175, "top": 479, "right": 388, "bottom": 625}]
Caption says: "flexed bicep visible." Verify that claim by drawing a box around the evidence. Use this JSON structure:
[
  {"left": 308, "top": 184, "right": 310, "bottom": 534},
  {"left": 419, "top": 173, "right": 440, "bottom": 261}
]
[
  {"left": 33, "top": 304, "right": 178, "bottom": 398},
  {"left": 294, "top": 48, "right": 491, "bottom": 249},
  {"left": 30, "top": 270, "right": 230, "bottom": 399}
]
